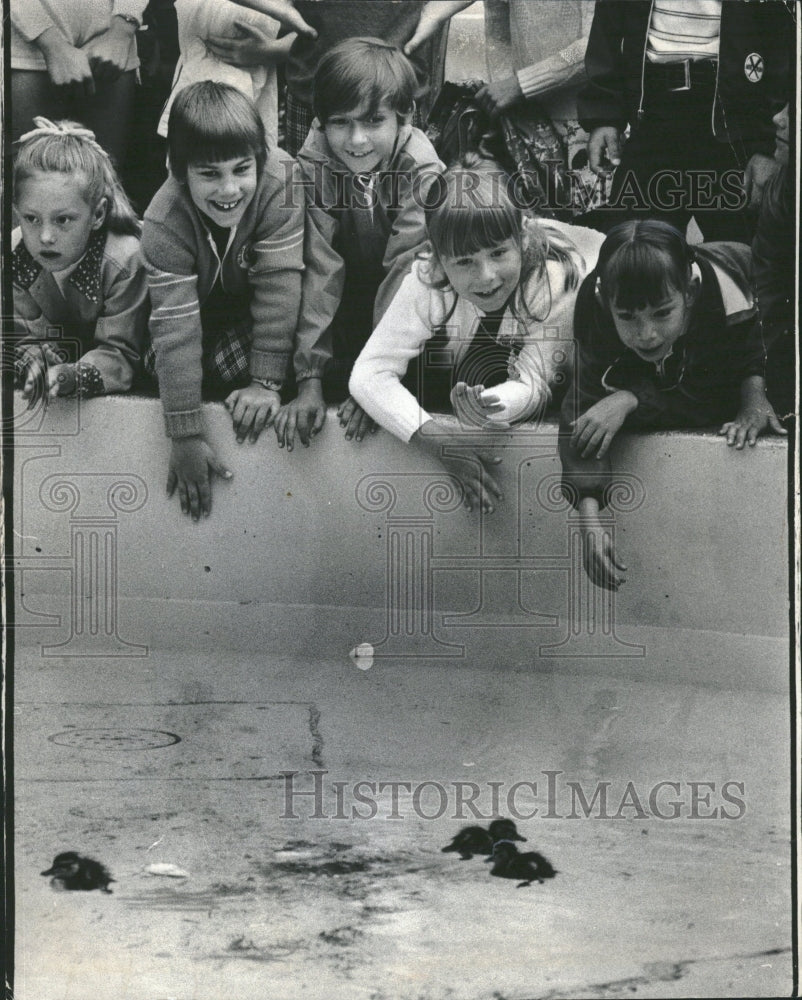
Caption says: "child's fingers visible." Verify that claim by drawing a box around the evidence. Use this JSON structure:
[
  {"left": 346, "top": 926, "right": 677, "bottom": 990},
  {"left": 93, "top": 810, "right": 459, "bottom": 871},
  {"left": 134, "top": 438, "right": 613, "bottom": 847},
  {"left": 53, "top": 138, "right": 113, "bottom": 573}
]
[
  {"left": 166, "top": 469, "right": 177, "bottom": 498},
  {"left": 311, "top": 405, "right": 327, "bottom": 437},
  {"left": 198, "top": 478, "right": 212, "bottom": 519},
  {"left": 274, "top": 409, "right": 288, "bottom": 448},
  {"left": 356, "top": 410, "right": 377, "bottom": 442},
  {"left": 338, "top": 398, "right": 356, "bottom": 426},
  {"left": 186, "top": 480, "right": 202, "bottom": 521},
  {"left": 769, "top": 412, "right": 788, "bottom": 435},
  {"left": 477, "top": 464, "right": 503, "bottom": 503},
  {"left": 580, "top": 426, "right": 604, "bottom": 459},
  {"left": 233, "top": 404, "right": 255, "bottom": 443},
  {"left": 295, "top": 407, "right": 314, "bottom": 447},
  {"left": 595, "top": 431, "right": 614, "bottom": 459},
  {"left": 344, "top": 407, "right": 363, "bottom": 441},
  {"left": 284, "top": 411, "right": 299, "bottom": 452},
  {"left": 209, "top": 456, "right": 233, "bottom": 482},
  {"left": 476, "top": 450, "right": 503, "bottom": 468},
  {"left": 248, "top": 411, "right": 267, "bottom": 443}
]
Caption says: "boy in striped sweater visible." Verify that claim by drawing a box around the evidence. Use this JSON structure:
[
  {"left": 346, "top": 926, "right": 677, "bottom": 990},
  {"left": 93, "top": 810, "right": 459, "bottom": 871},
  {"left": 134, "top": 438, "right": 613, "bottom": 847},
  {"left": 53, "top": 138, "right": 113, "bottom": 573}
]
[{"left": 143, "top": 81, "right": 338, "bottom": 519}]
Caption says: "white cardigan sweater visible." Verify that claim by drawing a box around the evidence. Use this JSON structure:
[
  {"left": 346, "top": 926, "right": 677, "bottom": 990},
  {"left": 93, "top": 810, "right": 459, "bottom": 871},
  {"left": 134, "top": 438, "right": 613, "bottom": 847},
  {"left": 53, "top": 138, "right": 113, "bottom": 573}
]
[{"left": 349, "top": 220, "right": 604, "bottom": 442}]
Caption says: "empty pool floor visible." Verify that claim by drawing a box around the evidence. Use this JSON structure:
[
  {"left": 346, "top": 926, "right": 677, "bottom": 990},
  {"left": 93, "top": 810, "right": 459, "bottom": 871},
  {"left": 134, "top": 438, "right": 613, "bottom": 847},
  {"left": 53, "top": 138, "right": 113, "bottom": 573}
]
[{"left": 13, "top": 642, "right": 793, "bottom": 999}]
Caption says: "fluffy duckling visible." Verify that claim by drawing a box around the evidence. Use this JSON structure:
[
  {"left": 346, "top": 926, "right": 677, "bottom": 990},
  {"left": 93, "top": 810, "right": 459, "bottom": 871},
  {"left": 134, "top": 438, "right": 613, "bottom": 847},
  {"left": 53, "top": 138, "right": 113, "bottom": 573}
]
[
  {"left": 441, "top": 825, "right": 494, "bottom": 860},
  {"left": 41, "top": 852, "right": 115, "bottom": 893},
  {"left": 488, "top": 818, "right": 527, "bottom": 844},
  {"left": 486, "top": 841, "right": 557, "bottom": 888}
]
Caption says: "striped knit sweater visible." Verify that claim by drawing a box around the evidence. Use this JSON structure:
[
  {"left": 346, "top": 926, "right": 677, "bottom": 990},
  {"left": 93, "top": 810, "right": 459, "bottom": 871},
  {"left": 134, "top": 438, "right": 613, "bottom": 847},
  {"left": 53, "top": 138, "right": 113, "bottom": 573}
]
[{"left": 142, "top": 148, "right": 306, "bottom": 438}]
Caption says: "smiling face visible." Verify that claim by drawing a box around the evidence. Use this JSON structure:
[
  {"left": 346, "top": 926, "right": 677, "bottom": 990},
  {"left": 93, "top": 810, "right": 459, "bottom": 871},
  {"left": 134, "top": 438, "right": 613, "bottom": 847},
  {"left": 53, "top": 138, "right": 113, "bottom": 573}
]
[
  {"left": 15, "top": 171, "right": 106, "bottom": 273},
  {"left": 185, "top": 155, "right": 258, "bottom": 228},
  {"left": 323, "top": 99, "right": 401, "bottom": 174},
  {"left": 438, "top": 238, "right": 523, "bottom": 312},
  {"left": 608, "top": 283, "right": 697, "bottom": 362}
]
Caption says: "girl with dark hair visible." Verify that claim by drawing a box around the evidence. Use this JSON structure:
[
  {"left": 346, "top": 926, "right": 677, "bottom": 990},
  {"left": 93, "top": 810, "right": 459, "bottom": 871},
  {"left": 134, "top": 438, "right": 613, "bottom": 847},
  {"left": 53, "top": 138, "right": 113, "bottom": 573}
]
[{"left": 560, "top": 219, "right": 785, "bottom": 590}]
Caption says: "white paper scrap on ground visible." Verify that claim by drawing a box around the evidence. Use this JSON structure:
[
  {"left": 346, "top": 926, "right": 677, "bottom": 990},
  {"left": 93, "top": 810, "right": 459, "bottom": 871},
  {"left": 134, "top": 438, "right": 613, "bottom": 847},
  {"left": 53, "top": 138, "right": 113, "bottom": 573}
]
[{"left": 145, "top": 863, "right": 190, "bottom": 878}]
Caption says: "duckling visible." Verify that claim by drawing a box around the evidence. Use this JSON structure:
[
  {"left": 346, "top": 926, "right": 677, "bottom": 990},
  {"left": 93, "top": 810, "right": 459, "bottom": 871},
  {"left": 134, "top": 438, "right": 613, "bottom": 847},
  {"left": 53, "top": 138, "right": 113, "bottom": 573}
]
[
  {"left": 41, "top": 852, "right": 115, "bottom": 893},
  {"left": 488, "top": 818, "right": 527, "bottom": 844},
  {"left": 486, "top": 841, "right": 558, "bottom": 887},
  {"left": 441, "top": 825, "right": 494, "bottom": 860}
]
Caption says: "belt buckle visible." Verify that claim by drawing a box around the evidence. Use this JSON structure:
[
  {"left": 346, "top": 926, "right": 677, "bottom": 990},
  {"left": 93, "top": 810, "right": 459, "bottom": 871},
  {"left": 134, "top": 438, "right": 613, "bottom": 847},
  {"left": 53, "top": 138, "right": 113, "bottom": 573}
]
[{"left": 667, "top": 60, "right": 692, "bottom": 92}]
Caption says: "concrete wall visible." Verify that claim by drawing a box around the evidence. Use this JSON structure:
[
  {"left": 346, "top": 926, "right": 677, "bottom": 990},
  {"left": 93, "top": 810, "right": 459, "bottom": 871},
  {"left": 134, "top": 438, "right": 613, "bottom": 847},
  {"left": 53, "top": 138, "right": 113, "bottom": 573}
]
[{"left": 10, "top": 395, "right": 791, "bottom": 688}]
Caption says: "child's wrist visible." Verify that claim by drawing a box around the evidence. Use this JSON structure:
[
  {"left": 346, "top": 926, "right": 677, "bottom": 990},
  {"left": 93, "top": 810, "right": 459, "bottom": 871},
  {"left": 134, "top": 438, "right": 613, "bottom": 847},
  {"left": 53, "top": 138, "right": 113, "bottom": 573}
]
[{"left": 250, "top": 376, "right": 283, "bottom": 393}]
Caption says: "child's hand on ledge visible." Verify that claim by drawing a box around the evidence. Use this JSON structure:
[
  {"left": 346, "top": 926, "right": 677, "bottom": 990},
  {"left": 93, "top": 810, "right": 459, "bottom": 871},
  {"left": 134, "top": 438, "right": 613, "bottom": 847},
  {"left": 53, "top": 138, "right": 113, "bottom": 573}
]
[
  {"left": 47, "top": 363, "right": 77, "bottom": 397},
  {"left": 450, "top": 381, "right": 508, "bottom": 429},
  {"left": 167, "top": 436, "right": 233, "bottom": 520},
  {"left": 412, "top": 419, "right": 504, "bottom": 515},
  {"left": 570, "top": 390, "right": 638, "bottom": 459},
  {"left": 578, "top": 497, "right": 627, "bottom": 591},
  {"left": 275, "top": 378, "right": 326, "bottom": 451},
  {"left": 337, "top": 397, "right": 378, "bottom": 443},
  {"left": 225, "top": 383, "right": 281, "bottom": 443},
  {"left": 719, "top": 377, "right": 787, "bottom": 449}
]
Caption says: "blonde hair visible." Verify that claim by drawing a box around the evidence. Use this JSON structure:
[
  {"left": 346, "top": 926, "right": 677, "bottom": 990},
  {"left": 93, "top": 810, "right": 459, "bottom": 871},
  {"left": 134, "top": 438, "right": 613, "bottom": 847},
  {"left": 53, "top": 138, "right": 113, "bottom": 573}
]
[{"left": 13, "top": 118, "right": 141, "bottom": 237}]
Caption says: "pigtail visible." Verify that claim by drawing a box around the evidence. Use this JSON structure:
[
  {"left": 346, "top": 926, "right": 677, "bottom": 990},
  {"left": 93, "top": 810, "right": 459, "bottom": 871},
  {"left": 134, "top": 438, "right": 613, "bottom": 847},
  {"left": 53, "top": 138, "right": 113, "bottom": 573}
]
[{"left": 99, "top": 156, "right": 141, "bottom": 237}]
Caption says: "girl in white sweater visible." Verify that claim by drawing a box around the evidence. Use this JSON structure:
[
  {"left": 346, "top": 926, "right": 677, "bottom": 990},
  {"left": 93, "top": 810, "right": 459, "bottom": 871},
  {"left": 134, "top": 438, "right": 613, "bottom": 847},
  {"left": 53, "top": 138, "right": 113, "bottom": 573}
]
[{"left": 349, "top": 156, "right": 603, "bottom": 513}]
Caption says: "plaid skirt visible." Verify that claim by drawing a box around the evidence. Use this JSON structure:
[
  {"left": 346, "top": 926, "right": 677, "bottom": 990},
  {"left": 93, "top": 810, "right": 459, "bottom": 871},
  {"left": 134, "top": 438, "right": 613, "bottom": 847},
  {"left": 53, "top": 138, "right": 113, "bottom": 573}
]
[{"left": 143, "top": 321, "right": 254, "bottom": 400}]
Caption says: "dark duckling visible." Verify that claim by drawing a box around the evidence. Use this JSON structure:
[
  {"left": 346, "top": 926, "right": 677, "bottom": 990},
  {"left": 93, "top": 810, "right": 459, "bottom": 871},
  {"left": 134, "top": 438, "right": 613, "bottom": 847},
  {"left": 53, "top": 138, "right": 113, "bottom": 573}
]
[
  {"left": 41, "top": 852, "right": 115, "bottom": 893},
  {"left": 488, "top": 818, "right": 527, "bottom": 844},
  {"left": 441, "top": 825, "right": 494, "bottom": 860},
  {"left": 486, "top": 841, "right": 558, "bottom": 887}
]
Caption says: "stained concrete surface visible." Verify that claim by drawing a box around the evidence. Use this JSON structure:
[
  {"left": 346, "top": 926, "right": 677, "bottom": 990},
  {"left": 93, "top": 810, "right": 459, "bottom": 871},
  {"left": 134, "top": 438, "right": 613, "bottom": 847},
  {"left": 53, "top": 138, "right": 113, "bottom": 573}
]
[{"left": 14, "top": 640, "right": 792, "bottom": 1000}]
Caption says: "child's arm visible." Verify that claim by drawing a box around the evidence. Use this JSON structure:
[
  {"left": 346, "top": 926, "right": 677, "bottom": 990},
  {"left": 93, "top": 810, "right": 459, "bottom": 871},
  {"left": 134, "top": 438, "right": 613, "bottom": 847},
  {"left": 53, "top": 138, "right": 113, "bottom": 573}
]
[
  {"left": 576, "top": 495, "right": 628, "bottom": 591},
  {"left": 275, "top": 170, "right": 345, "bottom": 452},
  {"left": 719, "top": 375, "right": 786, "bottom": 449},
  {"left": 69, "top": 240, "right": 149, "bottom": 396},
  {"left": 349, "top": 266, "right": 440, "bottom": 443},
  {"left": 412, "top": 418, "right": 504, "bottom": 515},
  {"left": 570, "top": 390, "right": 638, "bottom": 459},
  {"left": 143, "top": 218, "right": 232, "bottom": 517},
  {"left": 475, "top": 28, "right": 588, "bottom": 116},
  {"left": 375, "top": 150, "right": 444, "bottom": 324},
  {"left": 235, "top": 155, "right": 308, "bottom": 443}
]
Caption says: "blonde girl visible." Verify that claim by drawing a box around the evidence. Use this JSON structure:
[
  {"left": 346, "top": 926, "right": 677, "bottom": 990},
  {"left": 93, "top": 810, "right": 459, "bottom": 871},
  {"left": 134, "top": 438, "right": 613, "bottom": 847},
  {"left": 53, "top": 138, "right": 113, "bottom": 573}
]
[{"left": 12, "top": 117, "right": 147, "bottom": 404}]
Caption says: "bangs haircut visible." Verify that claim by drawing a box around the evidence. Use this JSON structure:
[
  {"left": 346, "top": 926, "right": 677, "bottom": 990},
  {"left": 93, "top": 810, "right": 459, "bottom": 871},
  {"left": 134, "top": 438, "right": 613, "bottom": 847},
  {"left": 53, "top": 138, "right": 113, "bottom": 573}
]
[
  {"left": 598, "top": 220, "right": 693, "bottom": 311},
  {"left": 314, "top": 37, "right": 417, "bottom": 123},
  {"left": 167, "top": 81, "right": 267, "bottom": 182},
  {"left": 425, "top": 160, "right": 523, "bottom": 261}
]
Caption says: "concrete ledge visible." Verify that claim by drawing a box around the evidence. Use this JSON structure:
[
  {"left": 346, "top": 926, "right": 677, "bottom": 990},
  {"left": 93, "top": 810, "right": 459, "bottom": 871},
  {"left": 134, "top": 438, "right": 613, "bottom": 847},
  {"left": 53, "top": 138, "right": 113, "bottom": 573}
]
[{"left": 10, "top": 393, "right": 791, "bottom": 686}]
